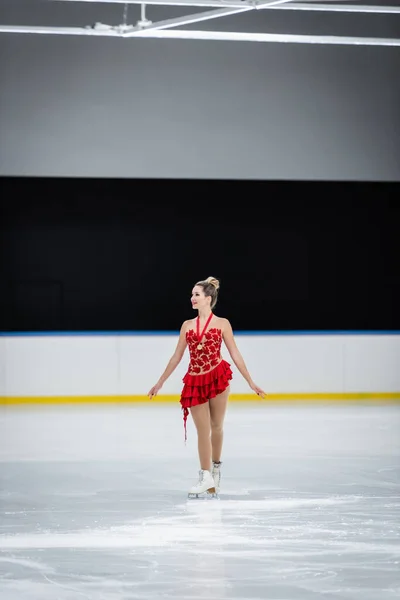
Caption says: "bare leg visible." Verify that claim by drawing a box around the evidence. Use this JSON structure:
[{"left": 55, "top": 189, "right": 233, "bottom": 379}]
[
  {"left": 209, "top": 386, "right": 230, "bottom": 463},
  {"left": 190, "top": 402, "right": 211, "bottom": 470}
]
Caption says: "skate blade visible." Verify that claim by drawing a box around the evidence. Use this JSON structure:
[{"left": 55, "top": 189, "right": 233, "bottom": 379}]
[{"left": 188, "top": 488, "right": 219, "bottom": 500}]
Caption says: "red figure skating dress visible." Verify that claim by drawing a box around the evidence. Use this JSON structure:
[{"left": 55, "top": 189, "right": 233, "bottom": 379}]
[{"left": 180, "top": 315, "right": 233, "bottom": 441}]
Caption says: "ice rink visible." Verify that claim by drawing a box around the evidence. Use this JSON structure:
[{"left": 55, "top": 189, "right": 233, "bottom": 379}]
[{"left": 1, "top": 401, "right": 399, "bottom": 600}]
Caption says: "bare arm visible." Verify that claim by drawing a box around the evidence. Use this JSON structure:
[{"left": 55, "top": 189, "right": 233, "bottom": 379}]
[
  {"left": 148, "top": 321, "right": 188, "bottom": 398},
  {"left": 222, "top": 318, "right": 266, "bottom": 398}
]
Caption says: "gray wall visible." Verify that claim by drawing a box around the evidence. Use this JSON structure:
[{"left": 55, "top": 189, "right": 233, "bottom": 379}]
[{"left": 0, "top": 1, "right": 399, "bottom": 180}]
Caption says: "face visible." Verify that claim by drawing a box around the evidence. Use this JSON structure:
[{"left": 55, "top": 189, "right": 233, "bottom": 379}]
[{"left": 191, "top": 285, "right": 210, "bottom": 309}]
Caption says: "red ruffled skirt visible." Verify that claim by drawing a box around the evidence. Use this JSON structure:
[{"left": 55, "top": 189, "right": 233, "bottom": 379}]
[{"left": 180, "top": 359, "right": 233, "bottom": 441}]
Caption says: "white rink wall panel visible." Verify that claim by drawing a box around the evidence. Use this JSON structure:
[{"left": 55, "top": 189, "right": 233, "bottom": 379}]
[
  {"left": 4, "top": 335, "right": 119, "bottom": 397},
  {"left": 1, "top": 333, "right": 399, "bottom": 399},
  {"left": 229, "top": 335, "right": 345, "bottom": 394},
  {"left": 118, "top": 335, "right": 187, "bottom": 396},
  {"left": 0, "top": 337, "right": 6, "bottom": 396},
  {"left": 343, "top": 334, "right": 400, "bottom": 393}
]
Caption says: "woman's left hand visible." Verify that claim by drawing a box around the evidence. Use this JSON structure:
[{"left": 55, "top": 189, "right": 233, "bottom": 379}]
[{"left": 250, "top": 383, "right": 266, "bottom": 399}]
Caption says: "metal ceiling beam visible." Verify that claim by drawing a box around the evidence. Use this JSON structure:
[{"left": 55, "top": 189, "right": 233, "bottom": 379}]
[
  {"left": 268, "top": 2, "right": 400, "bottom": 13},
  {"left": 48, "top": 0, "right": 400, "bottom": 14},
  {"left": 0, "top": 1, "right": 296, "bottom": 39},
  {"left": 1, "top": 1, "right": 398, "bottom": 44},
  {"left": 0, "top": 24, "right": 121, "bottom": 36},
  {"left": 128, "top": 30, "right": 400, "bottom": 44},
  {"left": 120, "top": 0, "right": 294, "bottom": 35},
  {"left": 123, "top": 7, "right": 254, "bottom": 34},
  {"left": 0, "top": 24, "right": 399, "bottom": 46}
]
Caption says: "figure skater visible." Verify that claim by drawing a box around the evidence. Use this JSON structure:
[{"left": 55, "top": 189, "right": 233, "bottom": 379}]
[{"left": 148, "top": 276, "right": 266, "bottom": 498}]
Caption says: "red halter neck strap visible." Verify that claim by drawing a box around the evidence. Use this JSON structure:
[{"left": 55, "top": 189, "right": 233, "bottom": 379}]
[{"left": 196, "top": 312, "right": 213, "bottom": 345}]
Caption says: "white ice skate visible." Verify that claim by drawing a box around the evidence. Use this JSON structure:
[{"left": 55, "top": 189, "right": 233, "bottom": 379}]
[
  {"left": 188, "top": 469, "right": 218, "bottom": 499},
  {"left": 212, "top": 461, "right": 222, "bottom": 494}
]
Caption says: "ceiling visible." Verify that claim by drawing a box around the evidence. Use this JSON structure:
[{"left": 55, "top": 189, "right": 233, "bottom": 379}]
[{"left": 0, "top": 0, "right": 399, "bottom": 45}]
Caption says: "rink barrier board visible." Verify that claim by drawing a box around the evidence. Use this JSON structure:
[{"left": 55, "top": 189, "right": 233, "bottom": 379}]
[
  {"left": 0, "top": 392, "right": 399, "bottom": 405},
  {"left": 2, "top": 332, "right": 398, "bottom": 404}
]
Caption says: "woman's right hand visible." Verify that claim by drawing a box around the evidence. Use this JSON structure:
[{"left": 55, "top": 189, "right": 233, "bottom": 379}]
[{"left": 148, "top": 382, "right": 163, "bottom": 399}]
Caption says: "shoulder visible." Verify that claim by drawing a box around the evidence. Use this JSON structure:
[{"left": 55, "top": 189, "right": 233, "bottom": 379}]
[
  {"left": 180, "top": 319, "right": 194, "bottom": 333},
  {"left": 213, "top": 316, "right": 232, "bottom": 332}
]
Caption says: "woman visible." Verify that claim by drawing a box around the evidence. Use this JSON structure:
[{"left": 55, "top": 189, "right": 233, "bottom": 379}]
[{"left": 148, "top": 276, "right": 266, "bottom": 498}]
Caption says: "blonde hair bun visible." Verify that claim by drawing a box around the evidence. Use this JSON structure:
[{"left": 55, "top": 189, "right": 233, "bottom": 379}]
[{"left": 205, "top": 276, "right": 220, "bottom": 290}]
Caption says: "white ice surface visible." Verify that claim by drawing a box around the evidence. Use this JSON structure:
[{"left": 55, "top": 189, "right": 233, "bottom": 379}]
[{"left": 0, "top": 402, "right": 399, "bottom": 600}]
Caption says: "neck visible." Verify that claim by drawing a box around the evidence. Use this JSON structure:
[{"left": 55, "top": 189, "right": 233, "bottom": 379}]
[{"left": 197, "top": 308, "right": 212, "bottom": 321}]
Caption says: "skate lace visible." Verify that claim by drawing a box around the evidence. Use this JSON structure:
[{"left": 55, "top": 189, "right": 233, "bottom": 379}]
[{"left": 198, "top": 469, "right": 206, "bottom": 483}]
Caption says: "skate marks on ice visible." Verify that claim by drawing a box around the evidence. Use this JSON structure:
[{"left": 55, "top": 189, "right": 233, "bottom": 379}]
[{"left": 1, "top": 491, "right": 400, "bottom": 600}]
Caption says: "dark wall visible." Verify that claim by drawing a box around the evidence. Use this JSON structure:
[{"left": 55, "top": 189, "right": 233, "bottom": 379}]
[{"left": 0, "top": 178, "right": 399, "bottom": 332}]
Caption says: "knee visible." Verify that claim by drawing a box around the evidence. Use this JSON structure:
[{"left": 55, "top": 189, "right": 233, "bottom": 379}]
[{"left": 211, "top": 421, "right": 223, "bottom": 434}]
